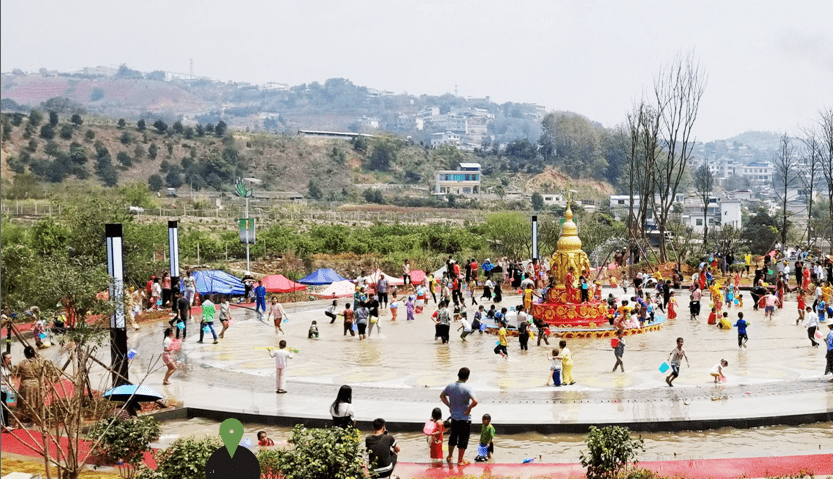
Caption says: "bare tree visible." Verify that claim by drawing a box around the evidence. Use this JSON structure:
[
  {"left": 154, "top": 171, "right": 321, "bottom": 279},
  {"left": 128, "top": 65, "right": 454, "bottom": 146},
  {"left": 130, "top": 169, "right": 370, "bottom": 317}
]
[
  {"left": 693, "top": 161, "right": 714, "bottom": 247},
  {"left": 773, "top": 133, "right": 799, "bottom": 250},
  {"left": 799, "top": 126, "right": 821, "bottom": 247},
  {"left": 815, "top": 107, "right": 833, "bottom": 254},
  {"left": 652, "top": 51, "right": 707, "bottom": 262},
  {"left": 622, "top": 101, "right": 661, "bottom": 267}
]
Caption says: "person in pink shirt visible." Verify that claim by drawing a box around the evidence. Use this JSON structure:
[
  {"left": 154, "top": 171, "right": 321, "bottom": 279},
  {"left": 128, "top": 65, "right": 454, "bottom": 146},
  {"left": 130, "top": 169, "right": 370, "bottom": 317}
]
[{"left": 763, "top": 291, "right": 779, "bottom": 320}]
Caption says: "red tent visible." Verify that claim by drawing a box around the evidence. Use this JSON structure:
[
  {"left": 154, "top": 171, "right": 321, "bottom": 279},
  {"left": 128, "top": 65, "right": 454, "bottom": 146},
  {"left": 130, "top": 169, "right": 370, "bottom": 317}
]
[
  {"left": 261, "top": 274, "right": 307, "bottom": 293},
  {"left": 409, "top": 270, "right": 426, "bottom": 285}
]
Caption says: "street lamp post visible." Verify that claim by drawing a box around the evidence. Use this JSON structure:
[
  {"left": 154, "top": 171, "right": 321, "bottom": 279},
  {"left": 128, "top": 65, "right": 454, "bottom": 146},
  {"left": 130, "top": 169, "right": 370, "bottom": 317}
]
[{"left": 235, "top": 177, "right": 261, "bottom": 272}]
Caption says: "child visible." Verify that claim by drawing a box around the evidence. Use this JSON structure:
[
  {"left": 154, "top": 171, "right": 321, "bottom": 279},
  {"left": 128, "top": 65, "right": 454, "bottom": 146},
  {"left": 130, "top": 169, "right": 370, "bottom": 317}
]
[
  {"left": 710, "top": 359, "right": 729, "bottom": 384},
  {"left": 734, "top": 312, "right": 748, "bottom": 348},
  {"left": 797, "top": 290, "right": 806, "bottom": 325},
  {"left": 472, "top": 305, "right": 484, "bottom": 333},
  {"left": 707, "top": 306, "right": 717, "bottom": 325},
  {"left": 612, "top": 330, "right": 625, "bottom": 373},
  {"left": 268, "top": 340, "right": 293, "bottom": 394},
  {"left": 389, "top": 296, "right": 399, "bottom": 321},
  {"left": 486, "top": 304, "right": 497, "bottom": 319},
  {"left": 718, "top": 312, "right": 732, "bottom": 330},
  {"left": 427, "top": 407, "right": 444, "bottom": 463},
  {"left": 458, "top": 312, "right": 472, "bottom": 342},
  {"left": 559, "top": 340, "right": 575, "bottom": 385},
  {"left": 666, "top": 337, "right": 689, "bottom": 387},
  {"left": 579, "top": 276, "right": 589, "bottom": 303},
  {"left": 406, "top": 295, "right": 415, "bottom": 321},
  {"left": 474, "top": 414, "right": 495, "bottom": 462},
  {"left": 342, "top": 303, "right": 355, "bottom": 337},
  {"left": 257, "top": 431, "right": 275, "bottom": 447},
  {"left": 325, "top": 300, "right": 339, "bottom": 324},
  {"left": 268, "top": 297, "right": 286, "bottom": 334},
  {"left": 494, "top": 322, "right": 508, "bottom": 359},
  {"left": 547, "top": 349, "right": 562, "bottom": 386},
  {"left": 736, "top": 293, "right": 743, "bottom": 309},
  {"left": 593, "top": 281, "right": 603, "bottom": 302},
  {"left": 308, "top": 320, "right": 319, "bottom": 339}
]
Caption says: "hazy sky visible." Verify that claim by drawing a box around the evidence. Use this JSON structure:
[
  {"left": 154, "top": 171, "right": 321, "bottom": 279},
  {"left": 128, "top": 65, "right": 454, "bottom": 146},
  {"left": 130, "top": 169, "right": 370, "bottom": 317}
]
[{"left": 2, "top": 0, "right": 831, "bottom": 141}]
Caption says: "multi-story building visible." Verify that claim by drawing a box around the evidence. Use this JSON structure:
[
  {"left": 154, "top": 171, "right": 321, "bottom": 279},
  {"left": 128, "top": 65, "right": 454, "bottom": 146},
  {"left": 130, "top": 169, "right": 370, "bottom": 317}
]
[
  {"left": 435, "top": 162, "right": 481, "bottom": 196},
  {"left": 743, "top": 162, "right": 774, "bottom": 183},
  {"left": 430, "top": 131, "right": 461, "bottom": 148}
]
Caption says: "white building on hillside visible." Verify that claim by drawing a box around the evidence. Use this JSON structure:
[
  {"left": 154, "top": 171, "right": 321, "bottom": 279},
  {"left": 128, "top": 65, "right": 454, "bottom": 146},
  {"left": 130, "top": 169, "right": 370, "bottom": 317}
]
[{"left": 435, "top": 163, "right": 481, "bottom": 196}]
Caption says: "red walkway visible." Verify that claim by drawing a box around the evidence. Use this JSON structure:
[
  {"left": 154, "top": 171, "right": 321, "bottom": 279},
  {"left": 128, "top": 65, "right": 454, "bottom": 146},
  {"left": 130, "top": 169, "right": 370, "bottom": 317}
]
[
  {"left": 2, "top": 430, "right": 829, "bottom": 478},
  {"left": 395, "top": 455, "right": 833, "bottom": 478}
]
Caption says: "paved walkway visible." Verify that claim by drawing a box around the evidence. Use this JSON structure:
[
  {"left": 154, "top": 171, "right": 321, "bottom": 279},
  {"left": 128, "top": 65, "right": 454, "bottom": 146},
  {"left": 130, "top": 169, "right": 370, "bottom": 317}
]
[{"left": 93, "top": 290, "right": 832, "bottom": 433}]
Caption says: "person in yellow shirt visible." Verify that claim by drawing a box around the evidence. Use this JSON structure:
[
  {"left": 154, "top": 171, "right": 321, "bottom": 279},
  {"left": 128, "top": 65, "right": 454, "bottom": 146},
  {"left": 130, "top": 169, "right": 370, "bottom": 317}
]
[
  {"left": 493, "top": 323, "right": 508, "bottom": 359},
  {"left": 523, "top": 287, "right": 534, "bottom": 312},
  {"left": 744, "top": 253, "right": 752, "bottom": 277},
  {"left": 559, "top": 340, "right": 575, "bottom": 385}
]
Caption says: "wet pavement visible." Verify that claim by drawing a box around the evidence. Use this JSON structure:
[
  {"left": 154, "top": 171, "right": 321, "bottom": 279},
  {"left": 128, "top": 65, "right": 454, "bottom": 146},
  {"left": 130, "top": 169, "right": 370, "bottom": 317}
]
[{"left": 38, "top": 289, "right": 834, "bottom": 430}]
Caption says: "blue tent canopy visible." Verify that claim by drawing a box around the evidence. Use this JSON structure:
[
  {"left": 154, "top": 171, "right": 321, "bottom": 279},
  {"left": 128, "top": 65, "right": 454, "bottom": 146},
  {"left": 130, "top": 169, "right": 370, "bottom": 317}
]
[
  {"left": 298, "top": 268, "right": 347, "bottom": 285},
  {"left": 181, "top": 270, "right": 245, "bottom": 296}
]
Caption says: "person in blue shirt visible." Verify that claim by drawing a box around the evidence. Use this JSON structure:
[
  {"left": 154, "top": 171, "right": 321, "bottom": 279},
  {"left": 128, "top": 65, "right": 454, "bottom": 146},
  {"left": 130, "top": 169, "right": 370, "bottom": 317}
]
[
  {"left": 254, "top": 280, "right": 267, "bottom": 317},
  {"left": 733, "top": 312, "right": 749, "bottom": 348},
  {"left": 825, "top": 323, "right": 833, "bottom": 375}
]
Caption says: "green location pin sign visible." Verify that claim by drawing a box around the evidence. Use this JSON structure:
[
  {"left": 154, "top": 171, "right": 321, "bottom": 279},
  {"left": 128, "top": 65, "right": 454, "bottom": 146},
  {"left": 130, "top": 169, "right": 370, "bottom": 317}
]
[{"left": 219, "top": 418, "right": 244, "bottom": 458}]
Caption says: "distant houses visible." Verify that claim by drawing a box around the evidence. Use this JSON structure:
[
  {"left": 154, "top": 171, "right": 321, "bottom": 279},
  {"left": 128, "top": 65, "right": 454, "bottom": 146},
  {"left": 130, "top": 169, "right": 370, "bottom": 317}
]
[{"left": 435, "top": 162, "right": 482, "bottom": 196}]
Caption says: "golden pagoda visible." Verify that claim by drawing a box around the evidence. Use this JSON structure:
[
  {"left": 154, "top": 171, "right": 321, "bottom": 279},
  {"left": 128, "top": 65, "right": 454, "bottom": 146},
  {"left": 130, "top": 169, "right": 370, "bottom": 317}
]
[{"left": 550, "top": 191, "right": 591, "bottom": 287}]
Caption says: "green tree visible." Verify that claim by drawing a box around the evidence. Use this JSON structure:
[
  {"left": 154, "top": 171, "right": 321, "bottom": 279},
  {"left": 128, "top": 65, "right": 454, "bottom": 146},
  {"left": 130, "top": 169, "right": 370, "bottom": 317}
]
[
  {"left": 70, "top": 145, "right": 88, "bottom": 165},
  {"left": 165, "top": 169, "right": 183, "bottom": 188},
  {"left": 195, "top": 123, "right": 205, "bottom": 136},
  {"left": 117, "top": 151, "right": 133, "bottom": 167},
  {"left": 742, "top": 206, "right": 780, "bottom": 254},
  {"left": 40, "top": 123, "right": 55, "bottom": 139},
  {"left": 307, "top": 180, "right": 323, "bottom": 200},
  {"left": 71, "top": 113, "right": 83, "bottom": 125},
  {"left": 694, "top": 162, "right": 714, "bottom": 246},
  {"left": 148, "top": 143, "right": 158, "bottom": 159},
  {"left": 137, "top": 119, "right": 146, "bottom": 130},
  {"left": 153, "top": 120, "right": 168, "bottom": 133},
  {"left": 258, "top": 425, "right": 367, "bottom": 479},
  {"left": 44, "top": 140, "right": 60, "bottom": 158},
  {"left": 133, "top": 144, "right": 145, "bottom": 161},
  {"left": 148, "top": 174, "right": 163, "bottom": 192},
  {"left": 85, "top": 129, "right": 95, "bottom": 141},
  {"left": 214, "top": 120, "right": 227, "bottom": 136},
  {"left": 89, "top": 417, "right": 161, "bottom": 478},
  {"left": 183, "top": 126, "right": 194, "bottom": 139},
  {"left": 59, "top": 123, "right": 74, "bottom": 139},
  {"left": 137, "top": 436, "right": 220, "bottom": 479},
  {"left": 368, "top": 141, "right": 396, "bottom": 171},
  {"left": 362, "top": 188, "right": 385, "bottom": 204},
  {"left": 117, "top": 118, "right": 126, "bottom": 128},
  {"left": 580, "top": 425, "right": 644, "bottom": 479},
  {"left": 172, "top": 120, "right": 183, "bottom": 134},
  {"left": 27, "top": 138, "right": 38, "bottom": 152},
  {"left": 49, "top": 110, "right": 59, "bottom": 126},
  {"left": 28, "top": 109, "right": 43, "bottom": 126},
  {"left": 532, "top": 192, "right": 544, "bottom": 211},
  {"left": 120, "top": 131, "right": 134, "bottom": 144}
]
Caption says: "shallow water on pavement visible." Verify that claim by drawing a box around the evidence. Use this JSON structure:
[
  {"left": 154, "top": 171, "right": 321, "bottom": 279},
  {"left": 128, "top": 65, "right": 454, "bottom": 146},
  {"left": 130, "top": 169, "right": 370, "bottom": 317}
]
[
  {"left": 134, "top": 290, "right": 830, "bottom": 393},
  {"left": 154, "top": 417, "right": 833, "bottom": 463}
]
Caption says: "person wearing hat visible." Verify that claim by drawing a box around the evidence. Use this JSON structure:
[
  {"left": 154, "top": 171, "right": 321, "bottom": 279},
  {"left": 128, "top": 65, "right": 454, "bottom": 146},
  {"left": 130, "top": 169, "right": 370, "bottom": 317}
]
[{"left": 825, "top": 323, "right": 833, "bottom": 375}]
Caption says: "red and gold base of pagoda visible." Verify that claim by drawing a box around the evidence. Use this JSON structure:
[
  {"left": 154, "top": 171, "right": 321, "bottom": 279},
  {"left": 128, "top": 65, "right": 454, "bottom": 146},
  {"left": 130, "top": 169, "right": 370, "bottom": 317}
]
[{"left": 531, "top": 286, "right": 607, "bottom": 328}]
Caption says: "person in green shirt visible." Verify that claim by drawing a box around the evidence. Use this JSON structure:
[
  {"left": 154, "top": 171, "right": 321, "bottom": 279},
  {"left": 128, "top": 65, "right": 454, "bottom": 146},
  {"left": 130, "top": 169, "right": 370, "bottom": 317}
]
[
  {"left": 474, "top": 413, "right": 495, "bottom": 462},
  {"left": 198, "top": 295, "right": 218, "bottom": 344}
]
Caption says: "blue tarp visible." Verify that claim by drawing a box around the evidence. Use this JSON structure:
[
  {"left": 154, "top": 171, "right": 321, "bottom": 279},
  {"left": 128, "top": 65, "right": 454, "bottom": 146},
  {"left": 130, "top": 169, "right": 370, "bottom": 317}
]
[
  {"left": 298, "top": 268, "right": 347, "bottom": 285},
  {"left": 182, "top": 270, "right": 246, "bottom": 296}
]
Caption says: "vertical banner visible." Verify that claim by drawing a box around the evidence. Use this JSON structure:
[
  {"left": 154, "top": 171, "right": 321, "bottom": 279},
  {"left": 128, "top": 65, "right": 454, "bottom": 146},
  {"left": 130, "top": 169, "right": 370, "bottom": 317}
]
[
  {"left": 168, "top": 220, "right": 180, "bottom": 299},
  {"left": 106, "top": 223, "right": 129, "bottom": 386},
  {"left": 239, "top": 218, "right": 256, "bottom": 244},
  {"left": 531, "top": 215, "right": 538, "bottom": 260}
]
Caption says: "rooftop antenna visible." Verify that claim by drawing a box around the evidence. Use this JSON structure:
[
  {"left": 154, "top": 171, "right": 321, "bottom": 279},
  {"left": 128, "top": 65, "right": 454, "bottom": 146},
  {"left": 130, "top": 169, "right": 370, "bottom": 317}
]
[{"left": 189, "top": 58, "right": 194, "bottom": 79}]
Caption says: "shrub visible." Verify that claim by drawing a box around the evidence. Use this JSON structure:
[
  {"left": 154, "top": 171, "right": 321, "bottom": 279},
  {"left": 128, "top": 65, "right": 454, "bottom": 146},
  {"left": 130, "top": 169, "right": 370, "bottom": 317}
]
[
  {"left": 85, "top": 129, "right": 95, "bottom": 140},
  {"left": 88, "top": 416, "right": 161, "bottom": 478},
  {"left": 59, "top": 123, "right": 74, "bottom": 139},
  {"left": 580, "top": 425, "right": 644, "bottom": 479},
  {"left": 40, "top": 123, "right": 55, "bottom": 139},
  {"left": 137, "top": 435, "right": 220, "bottom": 479},
  {"left": 121, "top": 131, "right": 135, "bottom": 145},
  {"left": 258, "top": 425, "right": 367, "bottom": 479}
]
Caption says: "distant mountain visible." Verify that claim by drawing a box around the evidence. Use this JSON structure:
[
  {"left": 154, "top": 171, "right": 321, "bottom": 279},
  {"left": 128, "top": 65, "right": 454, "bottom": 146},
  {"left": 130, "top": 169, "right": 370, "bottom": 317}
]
[{"left": 722, "top": 131, "right": 782, "bottom": 151}]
